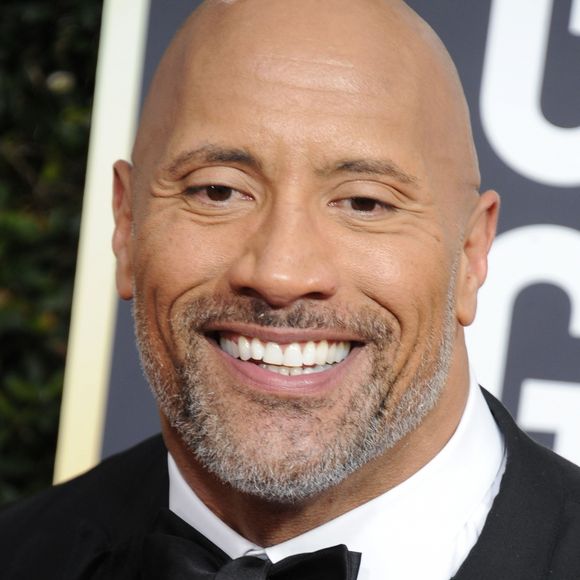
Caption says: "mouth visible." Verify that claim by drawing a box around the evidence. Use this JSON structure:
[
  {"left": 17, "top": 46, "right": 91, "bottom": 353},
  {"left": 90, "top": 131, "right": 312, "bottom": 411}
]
[{"left": 216, "top": 332, "right": 352, "bottom": 376}]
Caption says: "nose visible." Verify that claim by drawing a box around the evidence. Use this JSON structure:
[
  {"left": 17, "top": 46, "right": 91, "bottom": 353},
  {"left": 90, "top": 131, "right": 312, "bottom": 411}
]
[{"left": 226, "top": 203, "right": 339, "bottom": 307}]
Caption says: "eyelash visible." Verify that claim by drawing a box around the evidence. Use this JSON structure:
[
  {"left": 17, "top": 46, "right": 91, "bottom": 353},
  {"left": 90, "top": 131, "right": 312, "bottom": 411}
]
[
  {"left": 330, "top": 196, "right": 395, "bottom": 215},
  {"left": 349, "top": 197, "right": 392, "bottom": 212},
  {"left": 184, "top": 184, "right": 253, "bottom": 204}
]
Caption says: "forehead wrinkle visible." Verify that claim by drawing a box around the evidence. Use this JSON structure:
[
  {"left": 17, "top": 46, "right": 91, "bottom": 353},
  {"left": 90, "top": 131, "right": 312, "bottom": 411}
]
[{"left": 253, "top": 55, "right": 362, "bottom": 95}]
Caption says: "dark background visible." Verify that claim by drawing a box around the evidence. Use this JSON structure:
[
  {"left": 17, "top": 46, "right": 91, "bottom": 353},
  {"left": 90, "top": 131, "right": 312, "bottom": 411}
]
[{"left": 0, "top": 0, "right": 102, "bottom": 503}]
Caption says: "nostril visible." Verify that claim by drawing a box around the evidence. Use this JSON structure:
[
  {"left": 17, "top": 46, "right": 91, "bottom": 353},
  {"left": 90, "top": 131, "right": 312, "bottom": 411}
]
[
  {"left": 236, "top": 287, "right": 302, "bottom": 309},
  {"left": 232, "top": 286, "right": 336, "bottom": 309},
  {"left": 306, "top": 291, "right": 333, "bottom": 301},
  {"left": 236, "top": 286, "right": 289, "bottom": 307}
]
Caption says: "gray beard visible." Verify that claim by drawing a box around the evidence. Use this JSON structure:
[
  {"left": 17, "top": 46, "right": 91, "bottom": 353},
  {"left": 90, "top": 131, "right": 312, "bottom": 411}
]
[{"left": 134, "top": 291, "right": 455, "bottom": 504}]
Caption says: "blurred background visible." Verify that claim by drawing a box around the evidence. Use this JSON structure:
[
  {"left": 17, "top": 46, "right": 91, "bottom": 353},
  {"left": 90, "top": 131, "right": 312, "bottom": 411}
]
[{"left": 0, "top": 0, "right": 101, "bottom": 503}]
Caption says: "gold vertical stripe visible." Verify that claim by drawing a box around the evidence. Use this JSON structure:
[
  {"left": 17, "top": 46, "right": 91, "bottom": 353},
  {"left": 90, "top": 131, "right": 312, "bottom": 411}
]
[{"left": 53, "top": 0, "right": 151, "bottom": 484}]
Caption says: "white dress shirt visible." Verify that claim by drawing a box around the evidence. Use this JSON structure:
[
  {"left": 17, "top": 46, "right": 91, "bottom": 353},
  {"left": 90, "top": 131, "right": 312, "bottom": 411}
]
[{"left": 169, "top": 372, "right": 506, "bottom": 579}]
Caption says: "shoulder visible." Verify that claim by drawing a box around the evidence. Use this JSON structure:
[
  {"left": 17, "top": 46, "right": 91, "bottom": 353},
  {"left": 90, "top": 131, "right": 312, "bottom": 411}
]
[
  {"left": 472, "top": 390, "right": 580, "bottom": 576},
  {"left": 483, "top": 389, "right": 580, "bottom": 502},
  {"left": 0, "top": 435, "right": 168, "bottom": 579},
  {"left": 0, "top": 434, "right": 168, "bottom": 529}
]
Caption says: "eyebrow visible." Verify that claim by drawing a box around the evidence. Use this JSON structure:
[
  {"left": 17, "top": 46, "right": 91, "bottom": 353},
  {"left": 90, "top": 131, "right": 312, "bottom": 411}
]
[
  {"left": 165, "top": 144, "right": 262, "bottom": 178},
  {"left": 164, "top": 144, "right": 418, "bottom": 185},
  {"left": 322, "top": 159, "right": 419, "bottom": 185}
]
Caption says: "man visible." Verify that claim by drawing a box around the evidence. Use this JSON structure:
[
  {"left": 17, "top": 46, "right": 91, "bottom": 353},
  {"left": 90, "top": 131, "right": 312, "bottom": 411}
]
[{"left": 1, "top": 0, "right": 579, "bottom": 578}]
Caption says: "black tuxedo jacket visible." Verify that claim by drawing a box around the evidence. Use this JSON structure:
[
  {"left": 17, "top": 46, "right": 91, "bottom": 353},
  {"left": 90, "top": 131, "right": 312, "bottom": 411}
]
[{"left": 1, "top": 391, "right": 579, "bottom": 579}]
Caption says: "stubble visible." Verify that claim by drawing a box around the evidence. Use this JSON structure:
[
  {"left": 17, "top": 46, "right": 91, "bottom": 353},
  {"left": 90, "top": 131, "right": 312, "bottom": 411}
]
[{"left": 134, "top": 289, "right": 455, "bottom": 503}]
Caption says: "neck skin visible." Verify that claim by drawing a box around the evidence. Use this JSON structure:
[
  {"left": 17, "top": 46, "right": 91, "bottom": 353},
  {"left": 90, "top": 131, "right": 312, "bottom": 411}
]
[{"left": 161, "top": 340, "right": 470, "bottom": 547}]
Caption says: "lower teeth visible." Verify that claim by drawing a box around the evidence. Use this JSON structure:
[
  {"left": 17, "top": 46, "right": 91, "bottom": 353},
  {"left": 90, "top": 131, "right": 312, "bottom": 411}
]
[{"left": 259, "top": 363, "right": 334, "bottom": 376}]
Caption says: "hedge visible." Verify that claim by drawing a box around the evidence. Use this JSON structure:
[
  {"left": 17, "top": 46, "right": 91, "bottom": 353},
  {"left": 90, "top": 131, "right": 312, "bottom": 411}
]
[{"left": 0, "top": 0, "right": 101, "bottom": 505}]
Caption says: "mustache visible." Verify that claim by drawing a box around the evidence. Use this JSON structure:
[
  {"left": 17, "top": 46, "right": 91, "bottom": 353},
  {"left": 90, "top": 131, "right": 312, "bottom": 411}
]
[{"left": 174, "top": 294, "right": 394, "bottom": 343}]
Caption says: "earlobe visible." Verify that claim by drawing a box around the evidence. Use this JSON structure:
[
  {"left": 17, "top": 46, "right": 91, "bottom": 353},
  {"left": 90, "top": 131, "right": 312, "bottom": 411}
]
[
  {"left": 112, "top": 160, "right": 134, "bottom": 300},
  {"left": 456, "top": 189, "right": 500, "bottom": 326}
]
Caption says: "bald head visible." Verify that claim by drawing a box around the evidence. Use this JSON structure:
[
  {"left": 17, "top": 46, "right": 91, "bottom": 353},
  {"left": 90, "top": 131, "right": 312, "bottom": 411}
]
[{"left": 134, "top": 0, "right": 480, "bottom": 205}]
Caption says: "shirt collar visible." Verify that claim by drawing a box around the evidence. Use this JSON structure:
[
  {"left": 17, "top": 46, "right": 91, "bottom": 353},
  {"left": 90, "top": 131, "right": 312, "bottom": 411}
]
[
  {"left": 169, "top": 371, "right": 505, "bottom": 578},
  {"left": 168, "top": 454, "right": 261, "bottom": 557}
]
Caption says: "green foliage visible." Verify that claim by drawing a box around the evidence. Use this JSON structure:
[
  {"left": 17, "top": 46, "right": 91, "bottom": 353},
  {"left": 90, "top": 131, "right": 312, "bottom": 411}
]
[{"left": 0, "top": 0, "right": 102, "bottom": 504}]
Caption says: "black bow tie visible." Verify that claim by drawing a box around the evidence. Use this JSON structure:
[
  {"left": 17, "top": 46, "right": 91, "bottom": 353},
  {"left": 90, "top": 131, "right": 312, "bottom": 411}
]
[{"left": 139, "top": 508, "right": 361, "bottom": 580}]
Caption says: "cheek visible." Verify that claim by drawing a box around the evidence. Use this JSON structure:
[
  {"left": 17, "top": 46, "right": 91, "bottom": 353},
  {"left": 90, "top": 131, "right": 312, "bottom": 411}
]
[
  {"left": 134, "top": 217, "right": 247, "bottom": 302},
  {"left": 344, "top": 235, "right": 452, "bottom": 331},
  {"left": 133, "top": 216, "right": 252, "bottom": 365}
]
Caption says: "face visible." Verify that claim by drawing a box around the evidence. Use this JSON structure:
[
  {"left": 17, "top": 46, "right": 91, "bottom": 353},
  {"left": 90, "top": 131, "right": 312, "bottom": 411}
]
[{"left": 114, "top": 2, "right": 493, "bottom": 503}]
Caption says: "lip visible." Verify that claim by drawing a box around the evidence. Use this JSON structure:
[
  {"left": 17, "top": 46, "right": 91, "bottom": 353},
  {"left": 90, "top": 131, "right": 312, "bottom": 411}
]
[
  {"left": 203, "top": 322, "right": 366, "bottom": 345},
  {"left": 207, "top": 335, "right": 364, "bottom": 397}
]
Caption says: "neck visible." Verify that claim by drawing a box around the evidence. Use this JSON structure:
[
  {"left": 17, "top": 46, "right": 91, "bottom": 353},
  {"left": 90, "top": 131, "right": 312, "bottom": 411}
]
[{"left": 162, "top": 353, "right": 470, "bottom": 546}]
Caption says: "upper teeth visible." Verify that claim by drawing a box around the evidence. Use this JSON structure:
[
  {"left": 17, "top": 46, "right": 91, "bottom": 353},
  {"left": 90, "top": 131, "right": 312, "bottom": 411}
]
[{"left": 219, "top": 335, "right": 351, "bottom": 367}]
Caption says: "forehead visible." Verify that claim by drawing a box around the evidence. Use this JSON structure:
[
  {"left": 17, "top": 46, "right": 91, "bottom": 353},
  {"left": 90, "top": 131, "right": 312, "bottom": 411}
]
[
  {"left": 160, "top": 26, "right": 430, "bottom": 180},
  {"left": 191, "top": 1, "right": 425, "bottom": 107},
  {"left": 133, "top": 0, "right": 476, "bottom": 195}
]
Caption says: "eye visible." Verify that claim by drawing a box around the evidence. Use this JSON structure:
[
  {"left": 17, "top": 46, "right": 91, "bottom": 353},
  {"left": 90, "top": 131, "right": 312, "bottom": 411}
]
[
  {"left": 206, "top": 185, "right": 234, "bottom": 202},
  {"left": 184, "top": 184, "right": 252, "bottom": 205},
  {"left": 349, "top": 197, "right": 383, "bottom": 212},
  {"left": 330, "top": 195, "right": 395, "bottom": 217}
]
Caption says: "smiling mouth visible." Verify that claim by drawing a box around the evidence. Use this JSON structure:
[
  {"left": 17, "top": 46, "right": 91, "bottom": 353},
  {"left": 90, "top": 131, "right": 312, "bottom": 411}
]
[{"left": 215, "top": 333, "right": 353, "bottom": 376}]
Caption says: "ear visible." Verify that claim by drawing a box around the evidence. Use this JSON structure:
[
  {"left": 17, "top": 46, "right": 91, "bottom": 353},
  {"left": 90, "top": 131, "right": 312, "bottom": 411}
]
[
  {"left": 456, "top": 189, "right": 500, "bottom": 326},
  {"left": 112, "top": 160, "right": 134, "bottom": 300}
]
